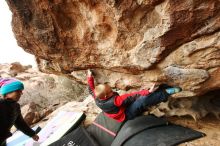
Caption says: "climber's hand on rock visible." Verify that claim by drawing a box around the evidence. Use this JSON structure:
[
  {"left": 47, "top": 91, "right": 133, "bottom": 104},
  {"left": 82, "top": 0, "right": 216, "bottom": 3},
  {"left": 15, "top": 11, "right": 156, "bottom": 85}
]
[
  {"left": 149, "top": 83, "right": 159, "bottom": 93},
  {"left": 32, "top": 134, "right": 39, "bottom": 141},
  {"left": 87, "top": 69, "right": 93, "bottom": 77}
]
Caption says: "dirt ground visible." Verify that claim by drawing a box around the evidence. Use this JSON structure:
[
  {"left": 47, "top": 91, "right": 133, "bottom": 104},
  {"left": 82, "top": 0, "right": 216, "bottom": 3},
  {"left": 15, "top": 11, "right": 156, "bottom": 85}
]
[{"left": 168, "top": 115, "right": 220, "bottom": 146}]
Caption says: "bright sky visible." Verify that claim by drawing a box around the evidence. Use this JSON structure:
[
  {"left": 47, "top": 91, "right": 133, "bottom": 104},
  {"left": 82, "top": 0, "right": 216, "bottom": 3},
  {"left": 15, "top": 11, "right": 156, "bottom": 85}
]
[{"left": 0, "top": 1, "right": 36, "bottom": 66}]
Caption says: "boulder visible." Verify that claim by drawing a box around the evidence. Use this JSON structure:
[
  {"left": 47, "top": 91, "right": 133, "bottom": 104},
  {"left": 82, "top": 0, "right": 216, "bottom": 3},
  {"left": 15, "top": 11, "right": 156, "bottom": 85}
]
[
  {"left": 6, "top": 0, "right": 220, "bottom": 98},
  {"left": 21, "top": 102, "right": 53, "bottom": 125},
  {"left": 9, "top": 62, "right": 30, "bottom": 76}
]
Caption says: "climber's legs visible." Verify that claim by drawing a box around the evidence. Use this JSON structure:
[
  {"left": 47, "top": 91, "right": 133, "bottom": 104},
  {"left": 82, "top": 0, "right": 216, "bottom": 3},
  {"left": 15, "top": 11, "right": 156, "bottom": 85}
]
[{"left": 125, "top": 85, "right": 182, "bottom": 120}]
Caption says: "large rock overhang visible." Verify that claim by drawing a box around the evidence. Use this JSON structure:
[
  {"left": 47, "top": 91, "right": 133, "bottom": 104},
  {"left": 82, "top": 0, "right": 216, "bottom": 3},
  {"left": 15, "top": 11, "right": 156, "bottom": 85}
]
[{"left": 6, "top": 0, "right": 220, "bottom": 98}]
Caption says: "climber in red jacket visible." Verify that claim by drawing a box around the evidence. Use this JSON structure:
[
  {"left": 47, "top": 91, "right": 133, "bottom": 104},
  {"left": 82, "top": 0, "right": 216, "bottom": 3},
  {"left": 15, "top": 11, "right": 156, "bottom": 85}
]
[{"left": 87, "top": 70, "right": 182, "bottom": 122}]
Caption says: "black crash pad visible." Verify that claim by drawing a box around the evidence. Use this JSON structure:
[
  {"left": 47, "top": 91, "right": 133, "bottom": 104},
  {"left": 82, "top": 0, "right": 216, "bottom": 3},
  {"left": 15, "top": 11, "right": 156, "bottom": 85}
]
[
  {"left": 111, "top": 115, "right": 169, "bottom": 146},
  {"left": 49, "top": 126, "right": 99, "bottom": 146},
  {"left": 87, "top": 112, "right": 124, "bottom": 146},
  {"left": 123, "top": 124, "right": 205, "bottom": 146},
  {"left": 112, "top": 115, "right": 205, "bottom": 146}
]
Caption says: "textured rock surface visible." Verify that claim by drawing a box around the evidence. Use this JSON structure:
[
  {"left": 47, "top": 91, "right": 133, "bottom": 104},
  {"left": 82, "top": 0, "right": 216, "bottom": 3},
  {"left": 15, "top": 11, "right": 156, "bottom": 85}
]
[
  {"left": 6, "top": 0, "right": 220, "bottom": 98},
  {"left": 21, "top": 102, "right": 52, "bottom": 125},
  {"left": 0, "top": 63, "right": 88, "bottom": 107}
]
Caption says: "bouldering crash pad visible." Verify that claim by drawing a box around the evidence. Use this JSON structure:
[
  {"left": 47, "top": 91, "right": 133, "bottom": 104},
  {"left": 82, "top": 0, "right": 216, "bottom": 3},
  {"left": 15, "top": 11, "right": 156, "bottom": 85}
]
[
  {"left": 25, "top": 111, "right": 85, "bottom": 146},
  {"left": 112, "top": 115, "right": 205, "bottom": 146},
  {"left": 50, "top": 126, "right": 99, "bottom": 146},
  {"left": 7, "top": 126, "right": 41, "bottom": 146},
  {"left": 87, "top": 112, "right": 124, "bottom": 146}
]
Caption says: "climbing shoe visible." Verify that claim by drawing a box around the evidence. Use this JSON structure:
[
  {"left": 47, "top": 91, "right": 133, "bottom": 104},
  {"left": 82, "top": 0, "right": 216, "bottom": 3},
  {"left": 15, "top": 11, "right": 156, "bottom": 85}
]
[{"left": 165, "top": 87, "right": 182, "bottom": 95}]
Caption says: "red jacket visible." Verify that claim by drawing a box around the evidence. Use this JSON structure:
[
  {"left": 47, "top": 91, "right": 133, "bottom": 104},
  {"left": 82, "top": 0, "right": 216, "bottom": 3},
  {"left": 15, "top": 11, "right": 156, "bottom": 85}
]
[{"left": 87, "top": 76, "right": 150, "bottom": 122}]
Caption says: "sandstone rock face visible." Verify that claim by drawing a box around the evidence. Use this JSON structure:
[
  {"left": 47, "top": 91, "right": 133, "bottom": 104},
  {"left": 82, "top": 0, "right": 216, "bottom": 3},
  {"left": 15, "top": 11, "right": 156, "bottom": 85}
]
[
  {"left": 0, "top": 63, "right": 88, "bottom": 107},
  {"left": 6, "top": 0, "right": 220, "bottom": 98},
  {"left": 21, "top": 102, "right": 53, "bottom": 125},
  {"left": 9, "top": 62, "right": 31, "bottom": 76}
]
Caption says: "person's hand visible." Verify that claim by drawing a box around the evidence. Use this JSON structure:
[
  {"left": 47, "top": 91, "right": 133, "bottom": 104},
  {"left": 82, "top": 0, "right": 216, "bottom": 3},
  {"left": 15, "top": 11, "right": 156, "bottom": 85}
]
[
  {"left": 87, "top": 69, "right": 92, "bottom": 77},
  {"left": 32, "top": 134, "right": 39, "bottom": 141},
  {"left": 149, "top": 83, "right": 159, "bottom": 93}
]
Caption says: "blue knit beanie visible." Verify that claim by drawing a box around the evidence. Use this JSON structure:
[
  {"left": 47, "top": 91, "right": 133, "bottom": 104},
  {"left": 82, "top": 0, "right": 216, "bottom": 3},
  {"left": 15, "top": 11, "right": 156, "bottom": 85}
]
[{"left": 0, "top": 78, "right": 24, "bottom": 95}]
